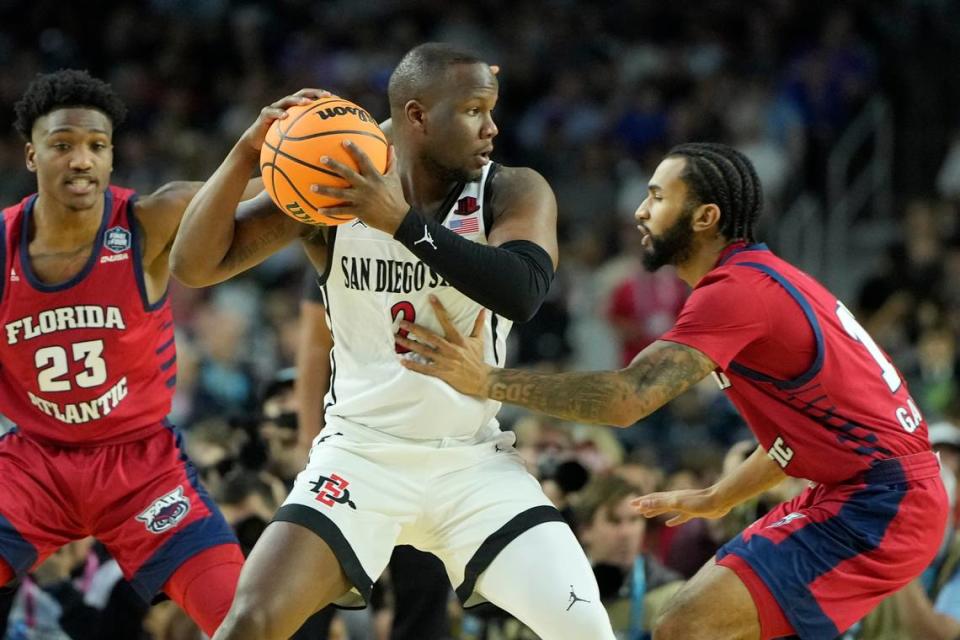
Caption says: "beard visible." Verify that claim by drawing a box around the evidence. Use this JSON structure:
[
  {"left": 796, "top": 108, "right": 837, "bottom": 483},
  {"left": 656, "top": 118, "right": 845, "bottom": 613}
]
[
  {"left": 421, "top": 151, "right": 482, "bottom": 184},
  {"left": 642, "top": 205, "right": 697, "bottom": 272}
]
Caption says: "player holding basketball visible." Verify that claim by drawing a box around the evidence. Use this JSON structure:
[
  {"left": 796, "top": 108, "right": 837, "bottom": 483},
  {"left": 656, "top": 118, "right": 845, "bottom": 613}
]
[
  {"left": 400, "top": 143, "right": 948, "bottom": 640},
  {"left": 0, "top": 70, "right": 264, "bottom": 636},
  {"left": 171, "top": 43, "right": 615, "bottom": 640}
]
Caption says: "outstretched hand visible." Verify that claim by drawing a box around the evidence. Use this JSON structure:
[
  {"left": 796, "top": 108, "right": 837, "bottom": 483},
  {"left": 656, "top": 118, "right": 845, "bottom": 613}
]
[
  {"left": 631, "top": 488, "right": 731, "bottom": 527},
  {"left": 396, "top": 295, "right": 491, "bottom": 397},
  {"left": 311, "top": 143, "right": 410, "bottom": 235},
  {"left": 240, "top": 89, "right": 331, "bottom": 154}
]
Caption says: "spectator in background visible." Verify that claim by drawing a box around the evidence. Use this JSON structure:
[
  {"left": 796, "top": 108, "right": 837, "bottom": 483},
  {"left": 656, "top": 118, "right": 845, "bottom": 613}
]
[
  {"left": 907, "top": 326, "right": 958, "bottom": 421},
  {"left": 607, "top": 264, "right": 688, "bottom": 367},
  {"left": 258, "top": 367, "right": 303, "bottom": 485},
  {"left": 936, "top": 128, "right": 960, "bottom": 202},
  {"left": 188, "top": 300, "right": 260, "bottom": 425},
  {"left": 929, "top": 421, "right": 960, "bottom": 524},
  {"left": 5, "top": 540, "right": 92, "bottom": 640}
]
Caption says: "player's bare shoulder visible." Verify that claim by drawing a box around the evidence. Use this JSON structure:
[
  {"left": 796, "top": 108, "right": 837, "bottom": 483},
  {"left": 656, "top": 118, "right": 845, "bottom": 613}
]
[
  {"left": 486, "top": 164, "right": 558, "bottom": 263},
  {"left": 132, "top": 181, "right": 204, "bottom": 266},
  {"left": 488, "top": 165, "right": 555, "bottom": 215}
]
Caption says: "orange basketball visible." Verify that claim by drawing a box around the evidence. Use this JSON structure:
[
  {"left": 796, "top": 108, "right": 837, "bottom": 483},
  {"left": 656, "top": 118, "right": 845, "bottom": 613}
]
[{"left": 260, "top": 96, "right": 388, "bottom": 225}]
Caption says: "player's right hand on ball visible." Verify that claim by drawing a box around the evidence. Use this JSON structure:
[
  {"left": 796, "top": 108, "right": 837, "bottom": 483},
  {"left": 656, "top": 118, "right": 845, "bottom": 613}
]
[{"left": 240, "top": 88, "right": 331, "bottom": 153}]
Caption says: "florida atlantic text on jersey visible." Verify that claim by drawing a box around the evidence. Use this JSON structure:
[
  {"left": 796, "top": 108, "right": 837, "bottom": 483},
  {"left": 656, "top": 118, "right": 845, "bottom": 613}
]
[{"left": 0, "top": 186, "right": 176, "bottom": 445}]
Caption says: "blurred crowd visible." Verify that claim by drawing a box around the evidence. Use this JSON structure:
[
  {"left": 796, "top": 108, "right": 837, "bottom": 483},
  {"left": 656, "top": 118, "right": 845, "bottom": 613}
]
[{"left": 2, "top": 0, "right": 960, "bottom": 638}]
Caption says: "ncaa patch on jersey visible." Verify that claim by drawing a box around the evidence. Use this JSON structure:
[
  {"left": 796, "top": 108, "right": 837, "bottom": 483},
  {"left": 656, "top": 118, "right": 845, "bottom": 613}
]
[
  {"left": 104, "top": 226, "right": 131, "bottom": 253},
  {"left": 136, "top": 486, "right": 191, "bottom": 534}
]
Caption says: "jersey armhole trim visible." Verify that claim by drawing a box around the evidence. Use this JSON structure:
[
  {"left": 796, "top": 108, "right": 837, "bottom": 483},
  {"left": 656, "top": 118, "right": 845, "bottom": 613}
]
[
  {"left": 482, "top": 162, "right": 498, "bottom": 238},
  {"left": 314, "top": 226, "right": 338, "bottom": 287},
  {"left": 727, "top": 261, "right": 824, "bottom": 390},
  {"left": 127, "top": 194, "right": 169, "bottom": 312},
  {"left": 318, "top": 283, "right": 338, "bottom": 412}
]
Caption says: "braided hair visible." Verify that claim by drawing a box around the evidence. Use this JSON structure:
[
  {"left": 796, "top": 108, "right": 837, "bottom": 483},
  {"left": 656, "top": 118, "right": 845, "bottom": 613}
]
[
  {"left": 666, "top": 142, "right": 763, "bottom": 242},
  {"left": 14, "top": 69, "right": 126, "bottom": 140}
]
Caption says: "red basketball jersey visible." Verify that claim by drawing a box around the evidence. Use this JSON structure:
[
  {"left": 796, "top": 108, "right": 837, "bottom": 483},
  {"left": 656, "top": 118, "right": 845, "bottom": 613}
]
[
  {"left": 0, "top": 186, "right": 176, "bottom": 445},
  {"left": 662, "top": 243, "right": 930, "bottom": 484}
]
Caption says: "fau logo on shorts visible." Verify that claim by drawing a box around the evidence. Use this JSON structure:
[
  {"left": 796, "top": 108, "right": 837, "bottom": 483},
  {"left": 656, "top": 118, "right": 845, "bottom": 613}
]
[
  {"left": 104, "top": 226, "right": 131, "bottom": 253},
  {"left": 136, "top": 486, "right": 191, "bottom": 534},
  {"left": 309, "top": 473, "right": 357, "bottom": 510}
]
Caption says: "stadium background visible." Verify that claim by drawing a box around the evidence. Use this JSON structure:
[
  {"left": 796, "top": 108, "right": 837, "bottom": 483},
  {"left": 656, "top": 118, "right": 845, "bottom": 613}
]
[{"left": 1, "top": 1, "right": 959, "bottom": 638}]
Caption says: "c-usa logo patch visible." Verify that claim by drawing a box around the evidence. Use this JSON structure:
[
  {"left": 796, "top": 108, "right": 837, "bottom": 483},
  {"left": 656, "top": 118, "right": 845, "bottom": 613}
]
[
  {"left": 104, "top": 226, "right": 131, "bottom": 253},
  {"left": 136, "top": 486, "right": 191, "bottom": 534}
]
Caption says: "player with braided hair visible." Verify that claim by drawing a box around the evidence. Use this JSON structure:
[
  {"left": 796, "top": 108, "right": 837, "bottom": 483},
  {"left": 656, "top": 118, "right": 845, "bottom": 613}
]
[
  {"left": 667, "top": 142, "right": 763, "bottom": 242},
  {"left": 401, "top": 142, "right": 946, "bottom": 639}
]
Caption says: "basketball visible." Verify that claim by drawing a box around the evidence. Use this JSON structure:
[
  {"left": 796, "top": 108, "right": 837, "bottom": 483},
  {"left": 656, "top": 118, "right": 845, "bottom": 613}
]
[{"left": 260, "top": 96, "right": 388, "bottom": 225}]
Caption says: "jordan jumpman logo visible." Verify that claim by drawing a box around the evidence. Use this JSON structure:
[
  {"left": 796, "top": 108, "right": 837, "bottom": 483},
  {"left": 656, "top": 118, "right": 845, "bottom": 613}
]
[
  {"left": 413, "top": 225, "right": 437, "bottom": 250},
  {"left": 567, "top": 585, "right": 590, "bottom": 611}
]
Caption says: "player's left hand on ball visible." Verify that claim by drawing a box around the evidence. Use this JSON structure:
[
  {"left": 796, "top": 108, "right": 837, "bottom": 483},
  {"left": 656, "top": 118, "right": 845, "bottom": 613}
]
[
  {"left": 311, "top": 143, "right": 409, "bottom": 235},
  {"left": 396, "top": 296, "right": 490, "bottom": 396},
  {"left": 241, "top": 88, "right": 331, "bottom": 154}
]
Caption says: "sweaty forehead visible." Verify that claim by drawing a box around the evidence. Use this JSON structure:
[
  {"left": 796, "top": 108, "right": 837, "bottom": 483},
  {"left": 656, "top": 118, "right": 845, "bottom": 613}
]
[{"left": 33, "top": 107, "right": 113, "bottom": 139}]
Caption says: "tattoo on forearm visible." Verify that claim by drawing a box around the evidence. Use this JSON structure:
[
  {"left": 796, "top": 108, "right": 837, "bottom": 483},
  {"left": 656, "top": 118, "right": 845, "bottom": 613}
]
[
  {"left": 486, "top": 342, "right": 715, "bottom": 425},
  {"left": 221, "top": 215, "right": 294, "bottom": 270}
]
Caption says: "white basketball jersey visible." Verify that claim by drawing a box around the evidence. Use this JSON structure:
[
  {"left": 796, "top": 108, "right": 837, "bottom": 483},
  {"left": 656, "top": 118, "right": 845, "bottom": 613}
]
[{"left": 317, "top": 162, "right": 511, "bottom": 441}]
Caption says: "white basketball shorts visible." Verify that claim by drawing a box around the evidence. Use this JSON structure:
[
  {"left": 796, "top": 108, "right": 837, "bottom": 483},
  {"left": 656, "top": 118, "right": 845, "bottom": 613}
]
[{"left": 272, "top": 420, "right": 563, "bottom": 608}]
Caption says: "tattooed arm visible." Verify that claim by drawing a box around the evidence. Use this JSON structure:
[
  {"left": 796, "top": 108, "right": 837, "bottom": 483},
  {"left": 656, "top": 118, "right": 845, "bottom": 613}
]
[
  {"left": 484, "top": 341, "right": 716, "bottom": 426},
  {"left": 170, "top": 90, "right": 327, "bottom": 287},
  {"left": 398, "top": 296, "right": 717, "bottom": 427}
]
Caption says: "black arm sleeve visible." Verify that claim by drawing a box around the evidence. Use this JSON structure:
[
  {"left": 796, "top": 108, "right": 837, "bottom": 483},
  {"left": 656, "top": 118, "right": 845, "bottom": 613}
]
[{"left": 393, "top": 207, "right": 554, "bottom": 322}]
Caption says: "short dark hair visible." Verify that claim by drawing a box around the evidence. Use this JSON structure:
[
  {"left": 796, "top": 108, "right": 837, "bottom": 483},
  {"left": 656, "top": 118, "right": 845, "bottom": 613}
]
[
  {"left": 572, "top": 474, "right": 639, "bottom": 528},
  {"left": 13, "top": 69, "right": 127, "bottom": 140},
  {"left": 667, "top": 142, "right": 763, "bottom": 242},
  {"left": 387, "top": 42, "right": 485, "bottom": 114}
]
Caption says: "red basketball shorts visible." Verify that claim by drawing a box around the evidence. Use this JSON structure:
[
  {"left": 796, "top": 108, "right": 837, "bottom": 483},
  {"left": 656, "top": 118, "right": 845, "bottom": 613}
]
[
  {"left": 0, "top": 423, "right": 237, "bottom": 600},
  {"left": 717, "top": 452, "right": 947, "bottom": 639}
]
